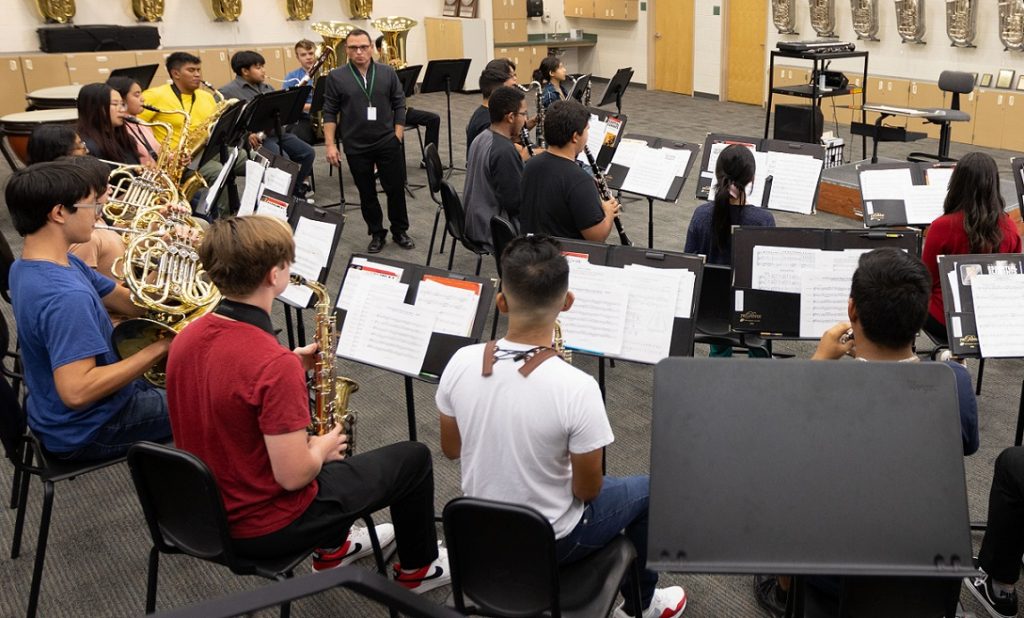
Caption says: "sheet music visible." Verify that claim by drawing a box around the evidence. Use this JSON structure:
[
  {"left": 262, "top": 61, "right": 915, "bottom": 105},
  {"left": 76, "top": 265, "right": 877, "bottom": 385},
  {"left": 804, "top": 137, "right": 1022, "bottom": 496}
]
[
  {"left": 902, "top": 184, "right": 947, "bottom": 225},
  {"left": 621, "top": 147, "right": 689, "bottom": 200},
  {"left": 338, "top": 293, "right": 437, "bottom": 375},
  {"left": 970, "top": 274, "right": 1024, "bottom": 357},
  {"left": 336, "top": 260, "right": 404, "bottom": 310},
  {"left": 925, "top": 167, "right": 955, "bottom": 189},
  {"left": 750, "top": 246, "right": 820, "bottom": 294},
  {"left": 948, "top": 269, "right": 962, "bottom": 312},
  {"left": 239, "top": 159, "right": 266, "bottom": 216},
  {"left": 764, "top": 151, "right": 823, "bottom": 215},
  {"left": 278, "top": 216, "right": 338, "bottom": 308},
  {"left": 263, "top": 166, "right": 292, "bottom": 196},
  {"left": 798, "top": 271, "right": 853, "bottom": 338},
  {"left": 617, "top": 265, "right": 679, "bottom": 363},
  {"left": 578, "top": 114, "right": 607, "bottom": 163},
  {"left": 255, "top": 194, "right": 289, "bottom": 221},
  {"left": 859, "top": 167, "right": 914, "bottom": 200},
  {"left": 706, "top": 141, "right": 758, "bottom": 174},
  {"left": 611, "top": 138, "right": 646, "bottom": 168},
  {"left": 559, "top": 262, "right": 628, "bottom": 355},
  {"left": 414, "top": 278, "right": 480, "bottom": 337}
]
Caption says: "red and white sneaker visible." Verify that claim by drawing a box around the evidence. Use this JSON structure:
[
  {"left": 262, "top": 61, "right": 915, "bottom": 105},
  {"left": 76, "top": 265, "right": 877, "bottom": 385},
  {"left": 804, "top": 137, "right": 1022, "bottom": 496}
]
[
  {"left": 392, "top": 546, "right": 451, "bottom": 594},
  {"left": 311, "top": 523, "right": 395, "bottom": 572},
  {"left": 615, "top": 586, "right": 687, "bottom": 618}
]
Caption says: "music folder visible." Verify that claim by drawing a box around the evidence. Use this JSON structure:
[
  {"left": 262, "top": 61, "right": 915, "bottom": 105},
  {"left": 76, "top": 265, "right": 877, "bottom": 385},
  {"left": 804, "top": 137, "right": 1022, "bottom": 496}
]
[
  {"left": 938, "top": 253, "right": 1024, "bottom": 357},
  {"left": 856, "top": 161, "right": 954, "bottom": 227},
  {"left": 276, "top": 202, "right": 345, "bottom": 310},
  {"left": 605, "top": 134, "right": 698, "bottom": 203},
  {"left": 579, "top": 106, "right": 628, "bottom": 170}
]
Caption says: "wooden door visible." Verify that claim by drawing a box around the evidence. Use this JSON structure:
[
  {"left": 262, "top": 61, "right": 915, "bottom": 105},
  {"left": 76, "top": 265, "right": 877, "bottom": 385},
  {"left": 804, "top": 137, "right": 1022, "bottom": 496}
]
[
  {"left": 725, "top": 0, "right": 767, "bottom": 105},
  {"left": 652, "top": 0, "right": 694, "bottom": 94}
]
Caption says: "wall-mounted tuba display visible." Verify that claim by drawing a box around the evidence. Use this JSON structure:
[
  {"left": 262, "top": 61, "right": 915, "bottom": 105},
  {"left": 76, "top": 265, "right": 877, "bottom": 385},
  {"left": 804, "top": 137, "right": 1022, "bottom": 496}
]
[
  {"left": 999, "top": 0, "right": 1024, "bottom": 51},
  {"left": 946, "top": 0, "right": 977, "bottom": 47},
  {"left": 895, "top": 0, "right": 927, "bottom": 43},
  {"left": 372, "top": 17, "right": 417, "bottom": 69},
  {"left": 349, "top": 0, "right": 372, "bottom": 19},
  {"left": 287, "top": 0, "right": 313, "bottom": 20},
  {"left": 35, "top": 0, "right": 75, "bottom": 23},
  {"left": 132, "top": 0, "right": 164, "bottom": 21},
  {"left": 851, "top": 0, "right": 880, "bottom": 40},
  {"left": 810, "top": 0, "right": 838, "bottom": 37},
  {"left": 212, "top": 0, "right": 241, "bottom": 21},
  {"left": 772, "top": 0, "right": 799, "bottom": 35}
]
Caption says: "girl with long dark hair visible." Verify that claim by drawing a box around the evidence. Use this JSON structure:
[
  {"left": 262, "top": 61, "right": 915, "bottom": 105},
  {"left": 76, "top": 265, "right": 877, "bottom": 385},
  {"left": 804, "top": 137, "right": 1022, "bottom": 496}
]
[
  {"left": 76, "top": 83, "right": 139, "bottom": 165},
  {"left": 922, "top": 152, "right": 1022, "bottom": 342},
  {"left": 533, "top": 56, "right": 569, "bottom": 109},
  {"left": 107, "top": 76, "right": 161, "bottom": 166}
]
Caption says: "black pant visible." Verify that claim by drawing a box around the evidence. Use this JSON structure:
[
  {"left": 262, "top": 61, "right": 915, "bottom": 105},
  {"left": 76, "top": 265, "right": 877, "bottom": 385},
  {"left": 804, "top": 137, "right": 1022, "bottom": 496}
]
[
  {"left": 232, "top": 442, "right": 439, "bottom": 570},
  {"left": 405, "top": 107, "right": 440, "bottom": 157},
  {"left": 346, "top": 137, "right": 409, "bottom": 237},
  {"left": 979, "top": 447, "right": 1024, "bottom": 584},
  {"left": 923, "top": 314, "right": 949, "bottom": 344}
]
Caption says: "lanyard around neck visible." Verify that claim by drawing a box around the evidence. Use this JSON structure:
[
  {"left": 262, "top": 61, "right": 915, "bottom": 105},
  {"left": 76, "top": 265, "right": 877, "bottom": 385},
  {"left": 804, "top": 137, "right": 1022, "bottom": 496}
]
[
  {"left": 170, "top": 83, "right": 196, "bottom": 114},
  {"left": 348, "top": 62, "right": 376, "bottom": 102}
]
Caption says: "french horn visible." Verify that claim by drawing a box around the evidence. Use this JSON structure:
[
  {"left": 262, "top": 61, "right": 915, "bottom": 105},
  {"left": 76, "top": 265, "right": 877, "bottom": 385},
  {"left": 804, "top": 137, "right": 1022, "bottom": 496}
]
[
  {"left": 946, "top": 0, "right": 976, "bottom": 47},
  {"left": 772, "top": 0, "right": 799, "bottom": 35},
  {"left": 287, "top": 0, "right": 313, "bottom": 20},
  {"left": 132, "top": 0, "right": 164, "bottom": 22},
  {"left": 851, "top": 0, "right": 880, "bottom": 41},
  {"left": 895, "top": 0, "right": 927, "bottom": 44},
  {"left": 810, "top": 0, "right": 838, "bottom": 37},
  {"left": 212, "top": 0, "right": 241, "bottom": 21},
  {"left": 999, "top": 0, "right": 1024, "bottom": 51},
  {"left": 35, "top": 0, "right": 75, "bottom": 23}
]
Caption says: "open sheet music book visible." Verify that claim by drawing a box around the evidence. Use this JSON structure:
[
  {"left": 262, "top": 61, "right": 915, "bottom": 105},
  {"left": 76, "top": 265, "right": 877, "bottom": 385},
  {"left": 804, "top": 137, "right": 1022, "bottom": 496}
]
[
  {"left": 277, "top": 215, "right": 340, "bottom": 308},
  {"left": 938, "top": 253, "right": 1024, "bottom": 358},
  {"left": 857, "top": 162, "right": 954, "bottom": 227},
  {"left": 608, "top": 137, "right": 697, "bottom": 202}
]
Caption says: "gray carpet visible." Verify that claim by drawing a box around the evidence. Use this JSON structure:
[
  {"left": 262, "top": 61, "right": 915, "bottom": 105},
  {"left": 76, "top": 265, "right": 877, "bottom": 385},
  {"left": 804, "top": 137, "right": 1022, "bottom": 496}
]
[{"left": 0, "top": 85, "right": 1022, "bottom": 617}]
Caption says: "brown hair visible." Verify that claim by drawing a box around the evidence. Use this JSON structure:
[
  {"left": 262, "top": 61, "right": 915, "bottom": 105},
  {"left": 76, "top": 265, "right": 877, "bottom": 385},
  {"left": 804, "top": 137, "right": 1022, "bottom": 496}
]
[
  {"left": 199, "top": 216, "right": 295, "bottom": 297},
  {"left": 295, "top": 39, "right": 316, "bottom": 52}
]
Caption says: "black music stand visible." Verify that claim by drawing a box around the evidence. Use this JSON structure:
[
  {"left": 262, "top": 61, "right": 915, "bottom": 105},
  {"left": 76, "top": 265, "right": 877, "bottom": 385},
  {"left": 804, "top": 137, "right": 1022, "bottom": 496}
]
[
  {"left": 569, "top": 73, "right": 591, "bottom": 103},
  {"left": 109, "top": 64, "right": 159, "bottom": 90},
  {"left": 396, "top": 64, "right": 427, "bottom": 194},
  {"left": 649, "top": 358, "right": 976, "bottom": 617},
  {"left": 597, "top": 67, "right": 634, "bottom": 116},
  {"left": 421, "top": 59, "right": 471, "bottom": 178},
  {"left": 307, "top": 78, "right": 350, "bottom": 209},
  {"left": 242, "top": 87, "right": 310, "bottom": 159},
  {"left": 194, "top": 100, "right": 247, "bottom": 218}
]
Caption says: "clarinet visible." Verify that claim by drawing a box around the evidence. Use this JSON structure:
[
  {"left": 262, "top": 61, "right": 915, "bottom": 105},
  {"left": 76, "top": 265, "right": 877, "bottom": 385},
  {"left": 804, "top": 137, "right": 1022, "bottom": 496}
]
[
  {"left": 583, "top": 146, "right": 631, "bottom": 246},
  {"left": 520, "top": 126, "right": 535, "bottom": 157}
]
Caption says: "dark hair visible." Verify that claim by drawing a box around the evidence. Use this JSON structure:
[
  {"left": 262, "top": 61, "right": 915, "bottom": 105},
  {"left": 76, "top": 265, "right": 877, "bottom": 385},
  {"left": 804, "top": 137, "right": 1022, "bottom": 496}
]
[
  {"left": 533, "top": 56, "right": 561, "bottom": 84},
  {"left": 374, "top": 35, "right": 384, "bottom": 51},
  {"left": 345, "top": 29, "right": 372, "bottom": 45},
  {"left": 76, "top": 82, "right": 136, "bottom": 164},
  {"left": 488, "top": 86, "right": 526, "bottom": 124},
  {"left": 200, "top": 216, "right": 296, "bottom": 297},
  {"left": 26, "top": 124, "right": 79, "bottom": 164},
  {"left": 4, "top": 161, "right": 94, "bottom": 236},
  {"left": 486, "top": 58, "right": 515, "bottom": 76},
  {"left": 942, "top": 152, "right": 1005, "bottom": 253},
  {"left": 500, "top": 235, "right": 569, "bottom": 312},
  {"left": 106, "top": 75, "right": 140, "bottom": 100},
  {"left": 294, "top": 38, "right": 316, "bottom": 52},
  {"left": 231, "top": 50, "right": 265, "bottom": 76},
  {"left": 711, "top": 144, "right": 757, "bottom": 251},
  {"left": 850, "top": 248, "right": 931, "bottom": 349},
  {"left": 543, "top": 99, "right": 589, "bottom": 148},
  {"left": 479, "top": 67, "right": 512, "bottom": 99},
  {"left": 166, "top": 51, "right": 201, "bottom": 74},
  {"left": 61, "top": 155, "right": 110, "bottom": 194}
]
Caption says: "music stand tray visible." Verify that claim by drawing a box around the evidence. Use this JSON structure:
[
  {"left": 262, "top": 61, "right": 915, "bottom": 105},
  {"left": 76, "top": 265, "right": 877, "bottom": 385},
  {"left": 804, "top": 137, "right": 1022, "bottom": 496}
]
[
  {"left": 396, "top": 64, "right": 424, "bottom": 99},
  {"left": 109, "top": 64, "right": 159, "bottom": 90},
  {"left": 196, "top": 100, "right": 246, "bottom": 170},
  {"left": 420, "top": 59, "right": 471, "bottom": 176},
  {"left": 569, "top": 73, "right": 591, "bottom": 102}
]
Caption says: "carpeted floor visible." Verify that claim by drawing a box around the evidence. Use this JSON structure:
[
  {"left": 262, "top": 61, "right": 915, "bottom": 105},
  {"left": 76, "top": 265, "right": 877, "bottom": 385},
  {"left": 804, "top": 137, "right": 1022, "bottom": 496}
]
[{"left": 0, "top": 83, "right": 1021, "bottom": 617}]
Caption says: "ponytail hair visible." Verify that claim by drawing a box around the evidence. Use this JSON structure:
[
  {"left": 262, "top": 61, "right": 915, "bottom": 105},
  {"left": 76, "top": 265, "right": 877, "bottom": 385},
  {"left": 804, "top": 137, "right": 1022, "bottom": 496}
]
[
  {"left": 535, "top": 55, "right": 561, "bottom": 85},
  {"left": 711, "top": 144, "right": 756, "bottom": 251}
]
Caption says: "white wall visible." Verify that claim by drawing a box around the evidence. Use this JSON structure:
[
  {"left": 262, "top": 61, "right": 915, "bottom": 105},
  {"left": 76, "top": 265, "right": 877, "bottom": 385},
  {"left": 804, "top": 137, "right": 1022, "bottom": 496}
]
[
  {"left": 693, "top": 0, "right": 722, "bottom": 94},
  {"left": 765, "top": 2, "right": 1024, "bottom": 81}
]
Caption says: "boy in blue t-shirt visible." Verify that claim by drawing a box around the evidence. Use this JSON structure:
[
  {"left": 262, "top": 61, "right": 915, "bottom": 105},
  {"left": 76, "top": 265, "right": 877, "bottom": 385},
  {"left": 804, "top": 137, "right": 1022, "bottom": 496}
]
[{"left": 6, "top": 159, "right": 171, "bottom": 461}]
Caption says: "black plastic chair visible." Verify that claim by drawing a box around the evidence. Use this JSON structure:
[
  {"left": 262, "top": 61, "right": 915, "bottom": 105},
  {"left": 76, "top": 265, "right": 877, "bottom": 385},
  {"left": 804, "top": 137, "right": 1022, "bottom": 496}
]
[
  {"left": 127, "top": 442, "right": 390, "bottom": 617},
  {"left": 424, "top": 143, "right": 449, "bottom": 266},
  {"left": 0, "top": 230, "right": 15, "bottom": 304},
  {"left": 443, "top": 496, "right": 642, "bottom": 618},
  {"left": 488, "top": 216, "right": 520, "bottom": 339},
  {"left": 439, "top": 180, "right": 489, "bottom": 275},
  {"left": 908, "top": 71, "right": 974, "bottom": 164},
  {"left": 693, "top": 264, "right": 771, "bottom": 357},
  {"left": 0, "top": 375, "right": 126, "bottom": 618}
]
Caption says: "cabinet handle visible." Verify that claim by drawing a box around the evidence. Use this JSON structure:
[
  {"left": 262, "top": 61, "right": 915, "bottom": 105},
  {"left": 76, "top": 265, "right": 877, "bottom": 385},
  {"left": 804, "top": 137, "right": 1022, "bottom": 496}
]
[
  {"left": 998, "top": 95, "right": 1004, "bottom": 105},
  {"left": 25, "top": 59, "right": 33, "bottom": 70},
  {"left": 8, "top": 60, "right": 16, "bottom": 71}
]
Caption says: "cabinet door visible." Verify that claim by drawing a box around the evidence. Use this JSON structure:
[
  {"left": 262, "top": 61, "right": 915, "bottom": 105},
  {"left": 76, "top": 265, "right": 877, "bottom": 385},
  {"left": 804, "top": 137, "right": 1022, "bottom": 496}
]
[
  {"left": 494, "top": 19, "right": 527, "bottom": 44},
  {"left": 66, "top": 50, "right": 137, "bottom": 85},
  {"left": 494, "top": 0, "right": 527, "bottom": 19},
  {"left": 949, "top": 90, "right": 976, "bottom": 145},
  {"left": 771, "top": 65, "right": 807, "bottom": 112},
  {"left": 0, "top": 55, "right": 27, "bottom": 116},
  {"left": 971, "top": 90, "right": 1004, "bottom": 149},
  {"left": 622, "top": 0, "right": 639, "bottom": 20},
  {"left": 564, "top": 0, "right": 579, "bottom": 17},
  {"left": 907, "top": 81, "right": 943, "bottom": 138},
  {"left": 199, "top": 48, "right": 232, "bottom": 89},
  {"left": 1001, "top": 94, "right": 1024, "bottom": 152},
  {"left": 20, "top": 54, "right": 70, "bottom": 91},
  {"left": 136, "top": 50, "right": 175, "bottom": 88}
]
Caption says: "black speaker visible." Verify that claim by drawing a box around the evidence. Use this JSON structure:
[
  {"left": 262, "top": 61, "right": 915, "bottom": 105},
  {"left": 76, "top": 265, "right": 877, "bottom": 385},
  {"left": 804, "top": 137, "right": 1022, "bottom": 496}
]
[{"left": 773, "top": 104, "right": 823, "bottom": 144}]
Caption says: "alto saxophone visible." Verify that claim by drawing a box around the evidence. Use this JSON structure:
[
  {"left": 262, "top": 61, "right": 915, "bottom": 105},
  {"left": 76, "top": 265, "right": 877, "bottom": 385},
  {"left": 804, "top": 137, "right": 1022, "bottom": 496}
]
[
  {"left": 895, "top": 0, "right": 927, "bottom": 44},
  {"left": 851, "top": 0, "right": 880, "bottom": 41},
  {"left": 946, "top": 0, "right": 977, "bottom": 47},
  {"left": 291, "top": 275, "right": 360, "bottom": 454},
  {"left": 809, "top": 0, "right": 837, "bottom": 37},
  {"left": 999, "top": 0, "right": 1024, "bottom": 51},
  {"left": 773, "top": 0, "right": 799, "bottom": 34},
  {"left": 553, "top": 320, "right": 572, "bottom": 364}
]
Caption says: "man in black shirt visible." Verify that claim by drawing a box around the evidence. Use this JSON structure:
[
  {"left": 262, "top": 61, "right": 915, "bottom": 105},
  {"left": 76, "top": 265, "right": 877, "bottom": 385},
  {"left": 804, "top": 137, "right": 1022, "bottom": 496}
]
[
  {"left": 463, "top": 86, "right": 527, "bottom": 251},
  {"left": 323, "top": 29, "right": 413, "bottom": 253},
  {"left": 465, "top": 65, "right": 516, "bottom": 160},
  {"left": 519, "top": 100, "right": 619, "bottom": 242},
  {"left": 374, "top": 36, "right": 440, "bottom": 163}
]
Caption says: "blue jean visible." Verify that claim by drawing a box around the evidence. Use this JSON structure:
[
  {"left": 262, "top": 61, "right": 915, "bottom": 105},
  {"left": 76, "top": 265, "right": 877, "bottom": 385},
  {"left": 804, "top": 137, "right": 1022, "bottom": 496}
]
[
  {"left": 555, "top": 475, "right": 656, "bottom": 615},
  {"left": 56, "top": 383, "right": 171, "bottom": 462},
  {"left": 264, "top": 132, "right": 315, "bottom": 192}
]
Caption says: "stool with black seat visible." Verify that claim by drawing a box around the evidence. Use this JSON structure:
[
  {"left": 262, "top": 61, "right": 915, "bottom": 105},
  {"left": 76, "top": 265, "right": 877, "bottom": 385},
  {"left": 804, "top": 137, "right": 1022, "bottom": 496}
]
[
  {"left": 423, "top": 143, "right": 450, "bottom": 266},
  {"left": 693, "top": 264, "right": 771, "bottom": 357},
  {"left": 487, "top": 216, "right": 519, "bottom": 339},
  {"left": 0, "top": 374, "right": 126, "bottom": 618},
  {"left": 442, "top": 496, "right": 643, "bottom": 617},
  {"left": 907, "top": 71, "right": 974, "bottom": 164},
  {"left": 127, "top": 441, "right": 391, "bottom": 617},
  {"left": 438, "top": 180, "right": 488, "bottom": 275}
]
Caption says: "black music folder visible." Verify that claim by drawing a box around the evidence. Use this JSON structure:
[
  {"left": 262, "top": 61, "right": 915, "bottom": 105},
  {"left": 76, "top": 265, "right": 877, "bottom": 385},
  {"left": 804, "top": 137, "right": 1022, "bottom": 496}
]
[
  {"left": 649, "top": 358, "right": 976, "bottom": 578},
  {"left": 856, "top": 161, "right": 954, "bottom": 227},
  {"left": 582, "top": 106, "right": 628, "bottom": 170},
  {"left": 938, "top": 253, "right": 1024, "bottom": 357}
]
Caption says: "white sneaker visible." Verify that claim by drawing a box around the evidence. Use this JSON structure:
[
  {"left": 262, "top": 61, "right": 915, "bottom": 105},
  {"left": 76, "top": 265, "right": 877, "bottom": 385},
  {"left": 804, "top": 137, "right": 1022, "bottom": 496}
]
[
  {"left": 615, "top": 586, "right": 688, "bottom": 618},
  {"left": 393, "top": 544, "right": 451, "bottom": 594},
  {"left": 311, "top": 523, "right": 395, "bottom": 572}
]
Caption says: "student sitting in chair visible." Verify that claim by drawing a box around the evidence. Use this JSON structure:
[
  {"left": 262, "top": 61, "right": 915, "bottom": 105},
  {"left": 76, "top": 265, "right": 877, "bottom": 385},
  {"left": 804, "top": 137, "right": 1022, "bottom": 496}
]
[
  {"left": 437, "top": 235, "right": 687, "bottom": 618},
  {"left": 754, "top": 247, "right": 980, "bottom": 616}
]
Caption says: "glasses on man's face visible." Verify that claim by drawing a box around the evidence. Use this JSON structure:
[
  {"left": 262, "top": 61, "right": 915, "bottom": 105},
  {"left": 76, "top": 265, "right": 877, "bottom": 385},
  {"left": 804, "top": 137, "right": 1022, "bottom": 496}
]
[
  {"left": 68, "top": 203, "right": 102, "bottom": 212},
  {"left": 347, "top": 45, "right": 371, "bottom": 52}
]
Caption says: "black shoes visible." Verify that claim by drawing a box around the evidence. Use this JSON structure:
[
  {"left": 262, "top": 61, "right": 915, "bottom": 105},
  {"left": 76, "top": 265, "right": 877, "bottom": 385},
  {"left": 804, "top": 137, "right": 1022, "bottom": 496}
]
[
  {"left": 394, "top": 233, "right": 415, "bottom": 249},
  {"left": 968, "top": 565, "right": 1018, "bottom": 617},
  {"left": 368, "top": 236, "right": 387, "bottom": 253},
  {"left": 753, "top": 575, "right": 787, "bottom": 618}
]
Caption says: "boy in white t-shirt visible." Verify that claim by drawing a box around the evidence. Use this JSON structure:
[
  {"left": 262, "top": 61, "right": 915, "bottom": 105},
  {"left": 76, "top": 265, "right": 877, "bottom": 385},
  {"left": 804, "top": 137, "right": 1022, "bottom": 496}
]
[{"left": 436, "top": 235, "right": 687, "bottom": 618}]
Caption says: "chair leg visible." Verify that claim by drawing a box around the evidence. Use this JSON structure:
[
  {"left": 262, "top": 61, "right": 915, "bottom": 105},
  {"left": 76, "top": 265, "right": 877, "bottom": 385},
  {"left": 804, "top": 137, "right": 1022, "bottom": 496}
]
[
  {"left": 145, "top": 546, "right": 160, "bottom": 614},
  {"left": 26, "top": 480, "right": 55, "bottom": 618},
  {"left": 426, "top": 206, "right": 442, "bottom": 267},
  {"left": 475, "top": 255, "right": 482, "bottom": 276},
  {"left": 976, "top": 358, "right": 985, "bottom": 396},
  {"left": 277, "top": 572, "right": 293, "bottom": 618},
  {"left": 11, "top": 450, "right": 33, "bottom": 559},
  {"left": 447, "top": 241, "right": 457, "bottom": 271}
]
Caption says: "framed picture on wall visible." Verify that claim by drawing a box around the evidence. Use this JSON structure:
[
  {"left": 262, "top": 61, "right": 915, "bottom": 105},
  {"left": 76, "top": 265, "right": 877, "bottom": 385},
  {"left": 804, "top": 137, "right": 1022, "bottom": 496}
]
[
  {"left": 443, "top": 0, "right": 458, "bottom": 16},
  {"left": 1017, "top": 75, "right": 1024, "bottom": 92},
  {"left": 970, "top": 72, "right": 978, "bottom": 86},
  {"left": 458, "top": 0, "right": 478, "bottom": 17},
  {"left": 996, "top": 69, "right": 1015, "bottom": 89},
  {"left": 980, "top": 73, "right": 993, "bottom": 88}
]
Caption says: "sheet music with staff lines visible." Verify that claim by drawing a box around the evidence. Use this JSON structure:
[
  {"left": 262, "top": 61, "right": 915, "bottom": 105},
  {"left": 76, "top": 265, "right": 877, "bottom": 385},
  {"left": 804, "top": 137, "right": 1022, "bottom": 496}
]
[{"left": 970, "top": 274, "right": 1024, "bottom": 358}]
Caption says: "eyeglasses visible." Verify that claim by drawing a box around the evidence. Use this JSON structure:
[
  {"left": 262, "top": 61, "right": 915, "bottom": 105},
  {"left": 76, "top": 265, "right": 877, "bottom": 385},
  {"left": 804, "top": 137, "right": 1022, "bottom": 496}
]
[
  {"left": 67, "top": 202, "right": 102, "bottom": 212},
  {"left": 515, "top": 111, "right": 529, "bottom": 117},
  {"left": 347, "top": 45, "right": 371, "bottom": 51}
]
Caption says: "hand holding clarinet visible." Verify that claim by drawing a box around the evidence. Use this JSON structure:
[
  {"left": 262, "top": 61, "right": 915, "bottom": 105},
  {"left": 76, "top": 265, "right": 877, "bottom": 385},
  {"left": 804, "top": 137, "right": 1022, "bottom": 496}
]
[{"left": 583, "top": 146, "right": 631, "bottom": 246}]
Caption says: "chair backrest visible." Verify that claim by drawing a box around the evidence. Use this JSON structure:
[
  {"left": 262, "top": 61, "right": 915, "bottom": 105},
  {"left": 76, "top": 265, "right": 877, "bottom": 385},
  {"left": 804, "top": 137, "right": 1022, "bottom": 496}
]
[
  {"left": 424, "top": 142, "right": 444, "bottom": 197},
  {"left": 489, "top": 216, "right": 519, "bottom": 277},
  {"left": 0, "top": 369, "right": 26, "bottom": 463},
  {"left": 127, "top": 442, "right": 236, "bottom": 565},
  {"left": 938, "top": 71, "right": 974, "bottom": 111},
  {"left": 443, "top": 497, "right": 561, "bottom": 617},
  {"left": 694, "top": 264, "right": 733, "bottom": 336},
  {"left": 0, "top": 232, "right": 15, "bottom": 304},
  {"left": 439, "top": 180, "right": 467, "bottom": 242}
]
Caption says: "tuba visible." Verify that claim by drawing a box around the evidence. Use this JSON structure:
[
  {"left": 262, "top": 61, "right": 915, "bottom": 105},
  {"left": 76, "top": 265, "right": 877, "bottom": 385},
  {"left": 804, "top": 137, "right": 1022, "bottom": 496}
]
[
  {"left": 349, "top": 0, "right": 372, "bottom": 19},
  {"left": 372, "top": 17, "right": 417, "bottom": 70},
  {"left": 212, "top": 0, "right": 241, "bottom": 21},
  {"left": 35, "top": 0, "right": 74, "bottom": 23},
  {"left": 946, "top": 0, "right": 977, "bottom": 47},
  {"left": 132, "top": 0, "right": 164, "bottom": 21},
  {"left": 291, "top": 275, "right": 360, "bottom": 454},
  {"left": 310, "top": 21, "right": 357, "bottom": 139},
  {"left": 851, "top": 0, "right": 880, "bottom": 40},
  {"left": 773, "top": 0, "right": 799, "bottom": 34},
  {"left": 895, "top": 0, "right": 927, "bottom": 43},
  {"left": 810, "top": 0, "right": 838, "bottom": 37},
  {"left": 286, "top": 0, "right": 313, "bottom": 20},
  {"left": 999, "top": 0, "right": 1024, "bottom": 51}
]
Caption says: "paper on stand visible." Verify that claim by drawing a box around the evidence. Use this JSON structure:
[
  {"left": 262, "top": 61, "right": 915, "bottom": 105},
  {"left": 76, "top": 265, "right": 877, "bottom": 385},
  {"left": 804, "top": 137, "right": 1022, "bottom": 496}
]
[
  {"left": 414, "top": 278, "right": 480, "bottom": 337},
  {"left": 925, "top": 167, "right": 954, "bottom": 189},
  {"left": 255, "top": 194, "right": 289, "bottom": 221},
  {"left": 559, "top": 262, "right": 628, "bottom": 355},
  {"left": 798, "top": 271, "right": 853, "bottom": 338},
  {"left": 617, "top": 265, "right": 679, "bottom": 363},
  {"left": 611, "top": 138, "right": 646, "bottom": 168},
  {"left": 278, "top": 217, "right": 337, "bottom": 308},
  {"left": 859, "top": 167, "right": 914, "bottom": 201},
  {"left": 238, "top": 159, "right": 266, "bottom": 216},
  {"left": 764, "top": 151, "right": 823, "bottom": 215},
  {"left": 338, "top": 293, "right": 436, "bottom": 376},
  {"left": 901, "top": 184, "right": 946, "bottom": 225},
  {"left": 336, "top": 261, "right": 405, "bottom": 310},
  {"left": 970, "top": 274, "right": 1024, "bottom": 358},
  {"left": 750, "top": 246, "right": 820, "bottom": 294},
  {"left": 263, "top": 166, "right": 293, "bottom": 196}
]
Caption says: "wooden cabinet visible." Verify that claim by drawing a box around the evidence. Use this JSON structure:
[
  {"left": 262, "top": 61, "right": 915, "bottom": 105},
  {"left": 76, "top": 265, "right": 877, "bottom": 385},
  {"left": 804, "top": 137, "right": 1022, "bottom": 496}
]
[
  {"left": 948, "top": 90, "right": 977, "bottom": 145},
  {"left": 864, "top": 77, "right": 910, "bottom": 127},
  {"left": 1001, "top": 93, "right": 1024, "bottom": 152},
  {"left": 0, "top": 55, "right": 27, "bottom": 116},
  {"left": 20, "top": 54, "right": 70, "bottom": 91},
  {"left": 770, "top": 65, "right": 810, "bottom": 112},
  {"left": 66, "top": 50, "right": 137, "bottom": 85},
  {"left": 594, "top": 0, "right": 638, "bottom": 20},
  {"left": 198, "top": 48, "right": 232, "bottom": 88},
  {"left": 564, "top": 0, "right": 595, "bottom": 18},
  {"left": 427, "top": 17, "right": 465, "bottom": 59},
  {"left": 971, "top": 89, "right": 1004, "bottom": 149},
  {"left": 493, "top": 18, "right": 527, "bottom": 44},
  {"left": 830, "top": 74, "right": 863, "bottom": 125},
  {"left": 493, "top": 0, "right": 527, "bottom": 19},
  {"left": 906, "top": 80, "right": 943, "bottom": 139},
  {"left": 426, "top": 17, "right": 488, "bottom": 87},
  {"left": 494, "top": 46, "right": 536, "bottom": 83},
  {"left": 135, "top": 50, "right": 177, "bottom": 88}
]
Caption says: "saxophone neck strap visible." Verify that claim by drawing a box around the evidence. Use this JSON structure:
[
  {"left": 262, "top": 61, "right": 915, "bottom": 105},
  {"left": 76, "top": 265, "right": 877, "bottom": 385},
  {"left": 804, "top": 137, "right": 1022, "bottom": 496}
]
[
  {"left": 481, "top": 340, "right": 561, "bottom": 378},
  {"left": 213, "top": 299, "right": 275, "bottom": 336}
]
